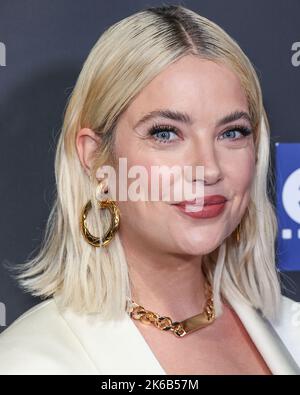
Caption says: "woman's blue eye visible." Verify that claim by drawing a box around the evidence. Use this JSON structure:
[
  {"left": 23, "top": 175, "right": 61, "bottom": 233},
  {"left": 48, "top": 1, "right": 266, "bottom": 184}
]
[
  {"left": 223, "top": 130, "right": 240, "bottom": 138},
  {"left": 149, "top": 125, "right": 179, "bottom": 144},
  {"left": 220, "top": 126, "right": 252, "bottom": 140}
]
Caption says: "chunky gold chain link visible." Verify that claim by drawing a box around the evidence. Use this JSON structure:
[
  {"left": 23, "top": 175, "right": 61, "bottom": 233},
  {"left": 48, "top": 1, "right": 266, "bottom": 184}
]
[{"left": 127, "top": 283, "right": 215, "bottom": 337}]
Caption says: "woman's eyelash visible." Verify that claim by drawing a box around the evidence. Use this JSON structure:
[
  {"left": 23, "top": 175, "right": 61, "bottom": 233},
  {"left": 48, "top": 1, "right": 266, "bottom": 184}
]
[
  {"left": 219, "top": 124, "right": 253, "bottom": 140},
  {"left": 148, "top": 123, "right": 180, "bottom": 144},
  {"left": 147, "top": 123, "right": 253, "bottom": 144}
]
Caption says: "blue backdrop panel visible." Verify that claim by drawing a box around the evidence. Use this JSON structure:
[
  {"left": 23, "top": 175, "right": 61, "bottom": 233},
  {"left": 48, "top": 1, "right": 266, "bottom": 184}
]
[{"left": 276, "top": 143, "right": 300, "bottom": 271}]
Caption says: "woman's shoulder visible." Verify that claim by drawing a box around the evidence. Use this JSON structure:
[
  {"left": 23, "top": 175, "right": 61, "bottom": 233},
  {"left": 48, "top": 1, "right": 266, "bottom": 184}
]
[
  {"left": 1, "top": 298, "right": 57, "bottom": 335},
  {"left": 0, "top": 298, "right": 97, "bottom": 374},
  {"left": 268, "top": 294, "right": 300, "bottom": 367},
  {"left": 271, "top": 294, "right": 300, "bottom": 333},
  {"left": 273, "top": 294, "right": 300, "bottom": 328}
]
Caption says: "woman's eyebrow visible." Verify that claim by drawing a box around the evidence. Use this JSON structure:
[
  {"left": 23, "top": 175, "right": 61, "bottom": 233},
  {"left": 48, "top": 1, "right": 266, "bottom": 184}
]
[
  {"left": 216, "top": 110, "right": 252, "bottom": 127},
  {"left": 134, "top": 109, "right": 192, "bottom": 129},
  {"left": 133, "top": 109, "right": 252, "bottom": 129}
]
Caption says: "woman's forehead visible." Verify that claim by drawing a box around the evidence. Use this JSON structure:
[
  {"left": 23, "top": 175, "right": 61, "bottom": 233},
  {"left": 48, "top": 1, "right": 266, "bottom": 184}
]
[{"left": 123, "top": 56, "right": 249, "bottom": 127}]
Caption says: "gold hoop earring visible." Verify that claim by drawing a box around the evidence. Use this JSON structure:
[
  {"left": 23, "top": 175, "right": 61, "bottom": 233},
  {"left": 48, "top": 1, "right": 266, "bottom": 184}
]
[{"left": 80, "top": 198, "right": 120, "bottom": 247}]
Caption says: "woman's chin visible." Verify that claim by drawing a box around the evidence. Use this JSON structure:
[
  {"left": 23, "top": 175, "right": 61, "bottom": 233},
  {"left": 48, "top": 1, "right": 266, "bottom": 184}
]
[{"left": 171, "top": 238, "right": 221, "bottom": 256}]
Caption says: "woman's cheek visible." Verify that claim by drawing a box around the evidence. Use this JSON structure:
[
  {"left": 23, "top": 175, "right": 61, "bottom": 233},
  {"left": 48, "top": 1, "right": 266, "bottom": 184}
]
[{"left": 230, "top": 163, "right": 255, "bottom": 205}]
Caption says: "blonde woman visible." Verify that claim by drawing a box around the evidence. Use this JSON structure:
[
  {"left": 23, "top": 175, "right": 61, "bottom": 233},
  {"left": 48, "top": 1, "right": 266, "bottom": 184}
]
[{"left": 0, "top": 5, "right": 299, "bottom": 375}]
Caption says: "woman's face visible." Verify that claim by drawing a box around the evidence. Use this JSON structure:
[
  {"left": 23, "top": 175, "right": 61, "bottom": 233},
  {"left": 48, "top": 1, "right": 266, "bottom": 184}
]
[{"left": 113, "top": 55, "right": 256, "bottom": 256}]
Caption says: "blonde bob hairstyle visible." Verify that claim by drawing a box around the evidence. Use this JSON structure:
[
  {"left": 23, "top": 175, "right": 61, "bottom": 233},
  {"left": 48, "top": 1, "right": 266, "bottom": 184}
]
[{"left": 14, "top": 5, "right": 281, "bottom": 321}]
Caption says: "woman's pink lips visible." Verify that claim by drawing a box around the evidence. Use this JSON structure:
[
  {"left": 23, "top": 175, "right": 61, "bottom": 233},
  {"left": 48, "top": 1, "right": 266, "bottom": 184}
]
[
  {"left": 173, "top": 201, "right": 227, "bottom": 219},
  {"left": 175, "top": 195, "right": 227, "bottom": 206}
]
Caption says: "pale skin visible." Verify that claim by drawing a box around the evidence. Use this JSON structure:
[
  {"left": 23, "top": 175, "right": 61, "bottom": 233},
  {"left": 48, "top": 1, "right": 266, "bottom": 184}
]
[{"left": 76, "top": 55, "right": 272, "bottom": 374}]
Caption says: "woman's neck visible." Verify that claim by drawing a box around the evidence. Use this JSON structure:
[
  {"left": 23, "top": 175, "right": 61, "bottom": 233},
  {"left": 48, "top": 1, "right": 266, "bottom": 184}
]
[{"left": 122, "top": 237, "right": 207, "bottom": 321}]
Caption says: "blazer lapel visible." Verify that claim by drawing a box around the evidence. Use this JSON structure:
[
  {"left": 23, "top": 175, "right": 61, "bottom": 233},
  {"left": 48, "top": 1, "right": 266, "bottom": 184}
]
[
  {"left": 227, "top": 293, "right": 300, "bottom": 375},
  {"left": 55, "top": 296, "right": 166, "bottom": 374}
]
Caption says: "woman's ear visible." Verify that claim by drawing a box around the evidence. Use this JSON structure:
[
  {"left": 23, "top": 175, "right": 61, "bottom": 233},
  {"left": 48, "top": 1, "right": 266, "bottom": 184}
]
[{"left": 76, "top": 128, "right": 101, "bottom": 176}]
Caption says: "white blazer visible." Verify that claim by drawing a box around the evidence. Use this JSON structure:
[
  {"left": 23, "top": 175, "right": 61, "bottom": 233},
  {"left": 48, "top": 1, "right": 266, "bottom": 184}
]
[{"left": 0, "top": 293, "right": 299, "bottom": 375}]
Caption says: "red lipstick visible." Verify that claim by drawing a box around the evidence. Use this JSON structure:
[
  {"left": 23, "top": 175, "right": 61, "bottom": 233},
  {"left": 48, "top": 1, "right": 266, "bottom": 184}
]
[{"left": 173, "top": 195, "right": 227, "bottom": 219}]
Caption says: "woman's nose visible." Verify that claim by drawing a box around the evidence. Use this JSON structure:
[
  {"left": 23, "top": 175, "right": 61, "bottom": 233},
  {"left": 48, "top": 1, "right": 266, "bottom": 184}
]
[{"left": 187, "top": 139, "right": 223, "bottom": 186}]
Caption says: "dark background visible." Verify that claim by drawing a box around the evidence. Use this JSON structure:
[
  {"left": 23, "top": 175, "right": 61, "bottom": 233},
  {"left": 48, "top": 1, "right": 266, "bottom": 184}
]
[{"left": 0, "top": 0, "right": 299, "bottom": 332}]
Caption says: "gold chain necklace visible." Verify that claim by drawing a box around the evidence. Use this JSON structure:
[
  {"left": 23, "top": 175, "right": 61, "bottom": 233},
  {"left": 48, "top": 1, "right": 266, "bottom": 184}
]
[{"left": 126, "top": 282, "right": 215, "bottom": 338}]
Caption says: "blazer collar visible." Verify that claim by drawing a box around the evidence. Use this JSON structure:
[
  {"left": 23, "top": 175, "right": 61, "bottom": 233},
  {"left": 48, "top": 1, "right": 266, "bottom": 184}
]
[{"left": 54, "top": 294, "right": 299, "bottom": 375}]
